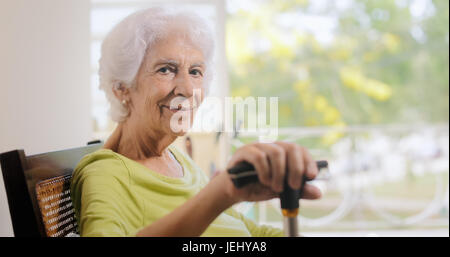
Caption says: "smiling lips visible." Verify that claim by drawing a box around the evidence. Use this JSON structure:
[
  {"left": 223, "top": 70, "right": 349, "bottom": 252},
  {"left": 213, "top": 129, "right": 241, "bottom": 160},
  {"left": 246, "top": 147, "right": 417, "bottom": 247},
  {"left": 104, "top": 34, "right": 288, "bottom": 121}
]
[{"left": 161, "top": 104, "right": 196, "bottom": 113}]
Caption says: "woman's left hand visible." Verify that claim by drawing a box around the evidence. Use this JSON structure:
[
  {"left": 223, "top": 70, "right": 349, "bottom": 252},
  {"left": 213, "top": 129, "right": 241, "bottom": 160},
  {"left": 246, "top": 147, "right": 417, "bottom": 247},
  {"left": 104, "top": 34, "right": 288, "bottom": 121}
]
[{"left": 218, "top": 141, "right": 322, "bottom": 203}]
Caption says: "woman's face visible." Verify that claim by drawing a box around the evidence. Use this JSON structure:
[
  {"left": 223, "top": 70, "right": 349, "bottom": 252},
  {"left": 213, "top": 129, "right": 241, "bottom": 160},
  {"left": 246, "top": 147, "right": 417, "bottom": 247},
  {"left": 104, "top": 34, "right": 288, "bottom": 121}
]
[{"left": 128, "top": 31, "right": 206, "bottom": 138}]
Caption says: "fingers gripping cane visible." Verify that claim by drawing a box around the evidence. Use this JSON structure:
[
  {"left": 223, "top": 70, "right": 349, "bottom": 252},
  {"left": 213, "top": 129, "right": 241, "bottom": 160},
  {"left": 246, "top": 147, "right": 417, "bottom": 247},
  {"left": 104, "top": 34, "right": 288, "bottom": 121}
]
[{"left": 227, "top": 160, "right": 329, "bottom": 237}]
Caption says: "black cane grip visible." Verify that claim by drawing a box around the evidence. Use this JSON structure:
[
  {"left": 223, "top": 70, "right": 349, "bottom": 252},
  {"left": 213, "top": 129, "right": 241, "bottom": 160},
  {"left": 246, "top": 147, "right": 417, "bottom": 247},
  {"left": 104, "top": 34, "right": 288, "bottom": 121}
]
[{"left": 227, "top": 160, "right": 328, "bottom": 206}]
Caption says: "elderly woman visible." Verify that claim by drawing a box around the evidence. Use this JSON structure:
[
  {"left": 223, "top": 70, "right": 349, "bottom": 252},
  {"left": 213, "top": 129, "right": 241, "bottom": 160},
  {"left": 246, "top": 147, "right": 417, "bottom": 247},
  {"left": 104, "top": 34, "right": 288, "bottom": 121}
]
[{"left": 70, "top": 7, "right": 321, "bottom": 237}]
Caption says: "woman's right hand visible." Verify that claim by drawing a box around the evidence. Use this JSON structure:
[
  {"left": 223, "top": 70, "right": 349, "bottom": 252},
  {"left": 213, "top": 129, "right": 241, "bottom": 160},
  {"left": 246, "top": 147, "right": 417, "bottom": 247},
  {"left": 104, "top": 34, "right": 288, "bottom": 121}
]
[{"left": 214, "top": 142, "right": 322, "bottom": 204}]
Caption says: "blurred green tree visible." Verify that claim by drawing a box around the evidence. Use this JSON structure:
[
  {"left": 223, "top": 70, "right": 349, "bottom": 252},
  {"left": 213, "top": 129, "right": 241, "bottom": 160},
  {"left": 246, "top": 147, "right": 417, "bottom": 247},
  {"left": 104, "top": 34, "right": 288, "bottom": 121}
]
[{"left": 226, "top": 0, "right": 449, "bottom": 138}]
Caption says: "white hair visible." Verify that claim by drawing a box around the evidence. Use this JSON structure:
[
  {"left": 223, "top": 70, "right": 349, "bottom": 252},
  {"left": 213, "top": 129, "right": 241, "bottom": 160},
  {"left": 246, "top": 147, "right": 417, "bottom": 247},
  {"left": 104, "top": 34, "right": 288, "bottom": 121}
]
[{"left": 99, "top": 7, "right": 215, "bottom": 122}]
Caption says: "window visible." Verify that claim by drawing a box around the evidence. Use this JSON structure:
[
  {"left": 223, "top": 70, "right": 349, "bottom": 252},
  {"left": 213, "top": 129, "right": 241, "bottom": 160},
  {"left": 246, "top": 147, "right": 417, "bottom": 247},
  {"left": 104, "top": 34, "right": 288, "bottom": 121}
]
[{"left": 226, "top": 0, "right": 449, "bottom": 235}]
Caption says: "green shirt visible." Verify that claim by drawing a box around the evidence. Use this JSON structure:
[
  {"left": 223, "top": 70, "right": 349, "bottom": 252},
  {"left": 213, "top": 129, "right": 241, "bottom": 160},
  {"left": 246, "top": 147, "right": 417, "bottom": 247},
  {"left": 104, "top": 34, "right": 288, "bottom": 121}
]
[{"left": 70, "top": 145, "right": 284, "bottom": 237}]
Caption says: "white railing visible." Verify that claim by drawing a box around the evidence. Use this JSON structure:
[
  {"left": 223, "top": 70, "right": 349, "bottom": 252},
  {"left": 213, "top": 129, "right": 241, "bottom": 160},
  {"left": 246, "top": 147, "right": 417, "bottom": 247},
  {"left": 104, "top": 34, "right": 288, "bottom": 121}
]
[{"left": 231, "top": 123, "right": 449, "bottom": 231}]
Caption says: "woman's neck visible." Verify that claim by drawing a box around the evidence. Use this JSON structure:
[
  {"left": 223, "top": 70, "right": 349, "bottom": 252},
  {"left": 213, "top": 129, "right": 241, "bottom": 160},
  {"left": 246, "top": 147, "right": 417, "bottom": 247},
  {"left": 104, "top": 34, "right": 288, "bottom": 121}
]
[{"left": 103, "top": 119, "right": 176, "bottom": 160}]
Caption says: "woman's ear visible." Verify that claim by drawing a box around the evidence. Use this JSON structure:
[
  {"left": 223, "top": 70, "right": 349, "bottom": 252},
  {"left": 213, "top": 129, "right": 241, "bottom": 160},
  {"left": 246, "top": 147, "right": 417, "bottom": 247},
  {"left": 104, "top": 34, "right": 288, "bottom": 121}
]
[{"left": 112, "top": 83, "right": 130, "bottom": 102}]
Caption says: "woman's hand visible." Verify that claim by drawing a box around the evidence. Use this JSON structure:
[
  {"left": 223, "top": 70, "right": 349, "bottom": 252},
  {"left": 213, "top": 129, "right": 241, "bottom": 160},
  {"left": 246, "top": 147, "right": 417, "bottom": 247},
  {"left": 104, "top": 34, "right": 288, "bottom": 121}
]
[{"left": 216, "top": 142, "right": 322, "bottom": 204}]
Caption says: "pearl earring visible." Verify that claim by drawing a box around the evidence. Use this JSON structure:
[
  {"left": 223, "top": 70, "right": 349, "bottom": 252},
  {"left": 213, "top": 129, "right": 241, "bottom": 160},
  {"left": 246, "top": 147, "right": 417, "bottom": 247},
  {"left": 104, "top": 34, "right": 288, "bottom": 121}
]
[{"left": 122, "top": 99, "right": 127, "bottom": 105}]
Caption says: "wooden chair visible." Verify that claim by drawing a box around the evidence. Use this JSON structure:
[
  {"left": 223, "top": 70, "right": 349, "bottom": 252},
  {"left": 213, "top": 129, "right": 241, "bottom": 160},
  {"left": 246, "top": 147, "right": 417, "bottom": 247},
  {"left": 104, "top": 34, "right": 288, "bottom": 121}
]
[{"left": 0, "top": 141, "right": 103, "bottom": 237}]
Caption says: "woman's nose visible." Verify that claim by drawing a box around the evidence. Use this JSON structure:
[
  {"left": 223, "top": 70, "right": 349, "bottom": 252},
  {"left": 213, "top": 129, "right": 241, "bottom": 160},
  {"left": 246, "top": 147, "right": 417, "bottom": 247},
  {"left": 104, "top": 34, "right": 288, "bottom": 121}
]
[{"left": 173, "top": 71, "right": 194, "bottom": 98}]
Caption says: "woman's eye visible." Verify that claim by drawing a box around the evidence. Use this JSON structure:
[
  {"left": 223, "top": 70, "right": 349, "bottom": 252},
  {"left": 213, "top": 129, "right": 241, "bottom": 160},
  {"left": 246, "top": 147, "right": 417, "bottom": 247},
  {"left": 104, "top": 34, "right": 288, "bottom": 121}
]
[
  {"left": 158, "top": 67, "right": 172, "bottom": 74},
  {"left": 190, "top": 69, "right": 203, "bottom": 76}
]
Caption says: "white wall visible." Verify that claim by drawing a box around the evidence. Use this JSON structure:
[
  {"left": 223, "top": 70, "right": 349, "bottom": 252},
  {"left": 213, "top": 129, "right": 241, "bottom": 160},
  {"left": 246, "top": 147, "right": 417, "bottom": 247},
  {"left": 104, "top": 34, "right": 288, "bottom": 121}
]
[{"left": 0, "top": 0, "right": 91, "bottom": 236}]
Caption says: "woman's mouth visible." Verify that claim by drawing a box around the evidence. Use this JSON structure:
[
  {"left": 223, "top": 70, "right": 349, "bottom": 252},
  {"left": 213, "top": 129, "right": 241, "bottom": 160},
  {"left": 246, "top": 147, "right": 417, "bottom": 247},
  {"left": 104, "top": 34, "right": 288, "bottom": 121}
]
[{"left": 161, "top": 104, "right": 196, "bottom": 113}]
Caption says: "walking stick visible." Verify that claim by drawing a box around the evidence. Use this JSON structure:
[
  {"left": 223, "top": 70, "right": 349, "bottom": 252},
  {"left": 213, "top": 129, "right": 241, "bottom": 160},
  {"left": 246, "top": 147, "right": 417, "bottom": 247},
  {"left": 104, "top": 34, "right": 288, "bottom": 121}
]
[{"left": 228, "top": 160, "right": 329, "bottom": 237}]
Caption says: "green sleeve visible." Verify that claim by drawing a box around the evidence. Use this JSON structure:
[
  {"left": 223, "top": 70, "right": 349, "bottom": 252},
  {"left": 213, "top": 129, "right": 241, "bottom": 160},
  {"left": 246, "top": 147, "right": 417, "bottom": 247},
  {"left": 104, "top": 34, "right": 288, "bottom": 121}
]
[
  {"left": 71, "top": 157, "right": 142, "bottom": 237},
  {"left": 76, "top": 174, "right": 138, "bottom": 236},
  {"left": 225, "top": 207, "right": 284, "bottom": 237}
]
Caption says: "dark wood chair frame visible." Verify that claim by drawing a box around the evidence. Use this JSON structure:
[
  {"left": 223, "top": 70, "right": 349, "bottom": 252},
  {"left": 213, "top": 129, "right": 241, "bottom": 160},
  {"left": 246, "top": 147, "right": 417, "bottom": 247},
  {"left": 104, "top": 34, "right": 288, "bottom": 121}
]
[{"left": 0, "top": 141, "right": 103, "bottom": 237}]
